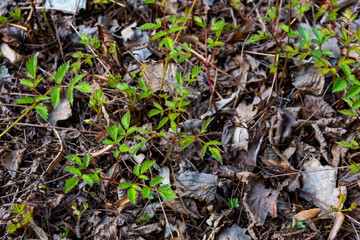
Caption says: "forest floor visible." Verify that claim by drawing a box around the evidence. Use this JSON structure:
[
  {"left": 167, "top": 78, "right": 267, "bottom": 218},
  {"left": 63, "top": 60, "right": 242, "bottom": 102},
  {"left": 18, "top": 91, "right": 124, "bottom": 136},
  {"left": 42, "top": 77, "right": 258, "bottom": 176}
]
[{"left": 1, "top": 0, "right": 360, "bottom": 239}]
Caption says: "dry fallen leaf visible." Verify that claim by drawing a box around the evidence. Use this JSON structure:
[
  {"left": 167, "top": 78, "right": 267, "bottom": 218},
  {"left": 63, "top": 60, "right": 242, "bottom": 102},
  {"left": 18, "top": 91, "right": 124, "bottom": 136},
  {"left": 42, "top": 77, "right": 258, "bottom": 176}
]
[
  {"left": 301, "top": 159, "right": 347, "bottom": 218},
  {"left": 218, "top": 224, "right": 251, "bottom": 240},
  {"left": 293, "top": 208, "right": 321, "bottom": 221},
  {"left": 47, "top": 95, "right": 72, "bottom": 126}
]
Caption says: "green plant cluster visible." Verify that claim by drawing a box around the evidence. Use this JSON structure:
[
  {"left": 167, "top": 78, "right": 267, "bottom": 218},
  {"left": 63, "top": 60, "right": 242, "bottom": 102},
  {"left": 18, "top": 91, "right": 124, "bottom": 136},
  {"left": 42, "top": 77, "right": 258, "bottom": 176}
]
[{"left": 6, "top": 203, "right": 33, "bottom": 234}]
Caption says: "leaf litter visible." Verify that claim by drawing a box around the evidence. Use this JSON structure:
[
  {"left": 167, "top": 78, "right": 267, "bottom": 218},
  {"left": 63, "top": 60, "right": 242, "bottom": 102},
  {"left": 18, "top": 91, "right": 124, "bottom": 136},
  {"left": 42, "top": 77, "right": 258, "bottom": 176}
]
[{"left": 1, "top": 0, "right": 360, "bottom": 239}]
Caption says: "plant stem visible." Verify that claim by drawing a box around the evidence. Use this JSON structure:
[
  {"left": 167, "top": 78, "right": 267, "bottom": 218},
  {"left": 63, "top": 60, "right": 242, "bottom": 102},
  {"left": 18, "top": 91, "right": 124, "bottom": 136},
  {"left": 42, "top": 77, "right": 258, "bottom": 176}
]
[{"left": 0, "top": 106, "right": 33, "bottom": 139}]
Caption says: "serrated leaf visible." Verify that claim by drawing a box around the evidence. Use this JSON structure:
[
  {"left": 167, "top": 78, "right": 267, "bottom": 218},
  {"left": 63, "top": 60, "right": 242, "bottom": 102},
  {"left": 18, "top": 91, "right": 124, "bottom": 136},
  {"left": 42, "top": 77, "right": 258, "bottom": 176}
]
[
  {"left": 201, "top": 145, "right": 207, "bottom": 159},
  {"left": 70, "top": 74, "right": 86, "bottom": 86},
  {"left": 67, "top": 154, "right": 83, "bottom": 166},
  {"left": 122, "top": 111, "right": 131, "bottom": 129},
  {"left": 338, "top": 109, "right": 356, "bottom": 116},
  {"left": 160, "top": 189, "right": 177, "bottom": 200},
  {"left": 65, "top": 166, "right": 82, "bottom": 177},
  {"left": 120, "top": 144, "right": 131, "bottom": 152},
  {"left": 157, "top": 117, "right": 169, "bottom": 129},
  {"left": 148, "top": 108, "right": 161, "bottom": 118},
  {"left": 54, "top": 61, "right": 70, "bottom": 84},
  {"left": 65, "top": 178, "right": 78, "bottom": 193},
  {"left": 20, "top": 79, "right": 34, "bottom": 88},
  {"left": 35, "top": 105, "right": 48, "bottom": 121},
  {"left": 89, "top": 173, "right": 100, "bottom": 183},
  {"left": 179, "top": 137, "right": 195, "bottom": 150},
  {"left": 168, "top": 26, "right": 186, "bottom": 34},
  {"left": 151, "top": 31, "right": 167, "bottom": 40},
  {"left": 51, "top": 87, "right": 60, "bottom": 109},
  {"left": 67, "top": 87, "right": 74, "bottom": 105},
  {"left": 342, "top": 64, "right": 351, "bottom": 76},
  {"left": 209, "top": 147, "right": 222, "bottom": 164},
  {"left": 333, "top": 78, "right": 347, "bottom": 92},
  {"left": 194, "top": 16, "right": 206, "bottom": 28},
  {"left": 119, "top": 182, "right": 132, "bottom": 188},
  {"left": 128, "top": 188, "right": 137, "bottom": 204},
  {"left": 158, "top": 184, "right": 171, "bottom": 191},
  {"left": 299, "top": 27, "right": 310, "bottom": 41},
  {"left": 141, "top": 160, "right": 155, "bottom": 174},
  {"left": 150, "top": 176, "right": 164, "bottom": 187},
  {"left": 72, "top": 52, "right": 84, "bottom": 58},
  {"left": 138, "top": 175, "right": 149, "bottom": 180},
  {"left": 137, "top": 23, "right": 158, "bottom": 30},
  {"left": 133, "top": 164, "right": 140, "bottom": 176},
  {"left": 142, "top": 186, "right": 151, "bottom": 199},
  {"left": 83, "top": 154, "right": 90, "bottom": 167},
  {"left": 26, "top": 54, "right": 37, "bottom": 79},
  {"left": 15, "top": 97, "right": 34, "bottom": 104},
  {"left": 108, "top": 124, "right": 118, "bottom": 141},
  {"left": 132, "top": 184, "right": 142, "bottom": 191},
  {"left": 74, "top": 82, "right": 92, "bottom": 93},
  {"left": 82, "top": 174, "right": 94, "bottom": 186},
  {"left": 35, "top": 96, "right": 50, "bottom": 102},
  {"left": 346, "top": 86, "right": 360, "bottom": 98}
]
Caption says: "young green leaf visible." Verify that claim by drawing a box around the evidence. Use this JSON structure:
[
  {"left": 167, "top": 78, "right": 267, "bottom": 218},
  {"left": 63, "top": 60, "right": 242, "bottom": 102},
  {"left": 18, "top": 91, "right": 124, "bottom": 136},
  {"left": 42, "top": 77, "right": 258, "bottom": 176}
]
[
  {"left": 82, "top": 174, "right": 94, "bottom": 186},
  {"left": 119, "top": 182, "right": 132, "bottom": 188},
  {"left": 26, "top": 54, "right": 37, "bottom": 79},
  {"left": 54, "top": 61, "right": 70, "bottom": 84},
  {"left": 51, "top": 87, "right": 60, "bottom": 109},
  {"left": 141, "top": 160, "right": 155, "bottom": 174},
  {"left": 65, "top": 166, "right": 82, "bottom": 177},
  {"left": 35, "top": 105, "right": 48, "bottom": 121},
  {"left": 150, "top": 176, "right": 164, "bottom": 187},
  {"left": 209, "top": 147, "right": 222, "bottom": 164},
  {"left": 83, "top": 154, "right": 90, "bottom": 168},
  {"left": 128, "top": 188, "right": 137, "bottom": 204},
  {"left": 142, "top": 186, "right": 151, "bottom": 199},
  {"left": 65, "top": 178, "right": 79, "bottom": 193},
  {"left": 15, "top": 97, "right": 34, "bottom": 104},
  {"left": 158, "top": 117, "right": 169, "bottom": 129},
  {"left": 159, "top": 189, "right": 177, "bottom": 200},
  {"left": 122, "top": 111, "right": 131, "bottom": 129},
  {"left": 74, "top": 82, "right": 92, "bottom": 93},
  {"left": 67, "top": 87, "right": 74, "bottom": 105},
  {"left": 133, "top": 164, "right": 140, "bottom": 176},
  {"left": 119, "top": 144, "right": 131, "bottom": 152}
]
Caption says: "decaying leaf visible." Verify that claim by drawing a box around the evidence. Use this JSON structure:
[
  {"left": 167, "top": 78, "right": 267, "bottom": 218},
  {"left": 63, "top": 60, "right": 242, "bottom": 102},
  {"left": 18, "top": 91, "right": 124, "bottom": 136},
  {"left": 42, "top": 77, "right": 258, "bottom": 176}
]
[
  {"left": 218, "top": 224, "right": 251, "bottom": 240},
  {"left": 293, "top": 208, "right": 321, "bottom": 221},
  {"left": 1, "top": 42, "right": 24, "bottom": 64},
  {"left": 47, "top": 95, "right": 72, "bottom": 126},
  {"left": 175, "top": 171, "right": 218, "bottom": 201},
  {"left": 204, "top": 209, "right": 233, "bottom": 240},
  {"left": 143, "top": 62, "right": 177, "bottom": 92},
  {"left": 304, "top": 95, "right": 336, "bottom": 119},
  {"left": 301, "top": 159, "right": 347, "bottom": 218},
  {"left": 0, "top": 148, "right": 25, "bottom": 177},
  {"left": 292, "top": 64, "right": 324, "bottom": 95}
]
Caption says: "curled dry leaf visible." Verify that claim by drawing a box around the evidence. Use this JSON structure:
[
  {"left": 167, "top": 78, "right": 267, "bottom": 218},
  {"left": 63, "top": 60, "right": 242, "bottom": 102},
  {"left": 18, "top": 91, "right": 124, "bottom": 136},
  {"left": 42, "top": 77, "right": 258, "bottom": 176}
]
[
  {"left": 304, "top": 95, "right": 336, "bottom": 119},
  {"left": 1, "top": 42, "right": 24, "bottom": 64},
  {"left": 218, "top": 224, "right": 251, "bottom": 240},
  {"left": 292, "top": 65, "right": 324, "bottom": 95},
  {"left": 204, "top": 209, "right": 233, "bottom": 240},
  {"left": 0, "top": 148, "right": 25, "bottom": 177},
  {"left": 293, "top": 208, "right": 321, "bottom": 221},
  {"left": 327, "top": 212, "right": 345, "bottom": 240},
  {"left": 143, "top": 62, "right": 177, "bottom": 92},
  {"left": 47, "top": 95, "right": 72, "bottom": 126},
  {"left": 301, "top": 159, "right": 347, "bottom": 218},
  {"left": 311, "top": 123, "right": 330, "bottom": 164},
  {"left": 175, "top": 171, "right": 218, "bottom": 201}
]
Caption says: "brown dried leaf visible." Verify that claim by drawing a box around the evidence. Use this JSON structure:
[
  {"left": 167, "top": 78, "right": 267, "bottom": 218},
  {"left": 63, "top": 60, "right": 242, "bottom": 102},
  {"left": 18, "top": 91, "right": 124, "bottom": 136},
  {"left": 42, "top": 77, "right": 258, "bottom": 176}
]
[
  {"left": 218, "top": 224, "right": 251, "bottom": 240},
  {"left": 1, "top": 42, "right": 24, "bottom": 64},
  {"left": 48, "top": 95, "right": 72, "bottom": 126},
  {"left": 293, "top": 208, "right": 321, "bottom": 221},
  {"left": 292, "top": 65, "right": 324, "bottom": 95},
  {"left": 304, "top": 95, "right": 336, "bottom": 119},
  {"left": 0, "top": 148, "right": 25, "bottom": 177},
  {"left": 301, "top": 159, "right": 347, "bottom": 218},
  {"left": 175, "top": 171, "right": 218, "bottom": 201}
]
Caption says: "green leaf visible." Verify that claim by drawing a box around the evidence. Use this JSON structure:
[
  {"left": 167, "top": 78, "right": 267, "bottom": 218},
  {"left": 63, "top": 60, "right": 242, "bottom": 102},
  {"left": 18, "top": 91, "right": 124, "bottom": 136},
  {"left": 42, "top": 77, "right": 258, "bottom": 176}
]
[
  {"left": 168, "top": 26, "right": 186, "bottom": 34},
  {"left": 159, "top": 189, "right": 177, "bottom": 200},
  {"left": 157, "top": 117, "right": 169, "bottom": 129},
  {"left": 128, "top": 188, "right": 137, "bottom": 204},
  {"left": 201, "top": 145, "right": 207, "bottom": 159},
  {"left": 333, "top": 77, "right": 347, "bottom": 92},
  {"left": 67, "top": 154, "right": 83, "bottom": 166},
  {"left": 122, "top": 111, "right": 131, "bottom": 129},
  {"left": 132, "top": 184, "right": 142, "bottom": 191},
  {"left": 65, "top": 166, "right": 82, "bottom": 177},
  {"left": 137, "top": 23, "right": 158, "bottom": 30},
  {"left": 103, "top": 139, "right": 114, "bottom": 145},
  {"left": 141, "top": 160, "right": 155, "bottom": 174},
  {"left": 51, "top": 87, "right": 60, "bottom": 109},
  {"left": 119, "top": 182, "right": 132, "bottom": 188},
  {"left": 120, "top": 144, "right": 131, "bottom": 152},
  {"left": 138, "top": 175, "right": 149, "bottom": 180},
  {"left": 158, "top": 184, "right": 171, "bottom": 191},
  {"left": 72, "top": 52, "right": 84, "bottom": 58},
  {"left": 194, "top": 16, "right": 206, "bottom": 28},
  {"left": 83, "top": 154, "right": 90, "bottom": 167},
  {"left": 179, "top": 137, "right": 195, "bottom": 150},
  {"left": 26, "top": 54, "right": 37, "bottom": 79},
  {"left": 133, "top": 164, "right": 140, "bottom": 176},
  {"left": 35, "top": 96, "right": 50, "bottom": 102},
  {"left": 338, "top": 109, "right": 356, "bottom": 116},
  {"left": 108, "top": 124, "right": 118, "bottom": 141},
  {"left": 54, "top": 61, "right": 70, "bottom": 84},
  {"left": 342, "top": 64, "right": 351, "bottom": 76},
  {"left": 150, "top": 176, "right": 164, "bottom": 187},
  {"left": 201, "top": 118, "right": 213, "bottom": 133},
  {"left": 35, "top": 105, "right": 48, "bottom": 121},
  {"left": 151, "top": 31, "right": 167, "bottom": 40},
  {"left": 299, "top": 27, "right": 310, "bottom": 41},
  {"left": 82, "top": 174, "right": 94, "bottom": 186},
  {"left": 15, "top": 97, "right": 34, "bottom": 104},
  {"left": 70, "top": 74, "right": 86, "bottom": 86},
  {"left": 209, "top": 147, "right": 222, "bottom": 164},
  {"left": 67, "top": 87, "right": 74, "bottom": 105},
  {"left": 346, "top": 86, "right": 360, "bottom": 98},
  {"left": 20, "top": 79, "right": 34, "bottom": 88},
  {"left": 65, "top": 178, "right": 79, "bottom": 193},
  {"left": 74, "top": 82, "right": 92, "bottom": 93},
  {"left": 142, "top": 186, "right": 151, "bottom": 199}
]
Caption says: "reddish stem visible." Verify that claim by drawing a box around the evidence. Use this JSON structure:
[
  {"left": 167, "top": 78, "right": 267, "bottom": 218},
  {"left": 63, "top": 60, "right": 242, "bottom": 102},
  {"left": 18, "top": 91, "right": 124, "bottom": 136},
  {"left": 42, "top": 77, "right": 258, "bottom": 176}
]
[{"left": 204, "top": 29, "right": 218, "bottom": 112}]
